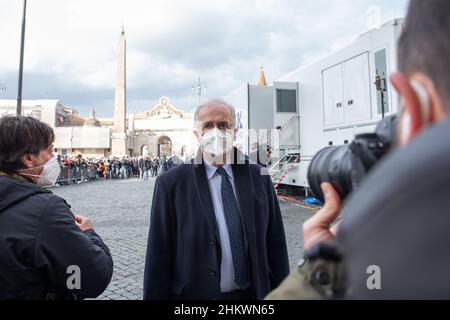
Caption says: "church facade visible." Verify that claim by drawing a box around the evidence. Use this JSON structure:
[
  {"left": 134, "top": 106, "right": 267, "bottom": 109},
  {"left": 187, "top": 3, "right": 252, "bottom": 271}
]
[{"left": 130, "top": 97, "right": 197, "bottom": 158}]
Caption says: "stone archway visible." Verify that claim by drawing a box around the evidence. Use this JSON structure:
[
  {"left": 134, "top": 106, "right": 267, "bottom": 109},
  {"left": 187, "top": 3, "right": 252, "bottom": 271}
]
[{"left": 158, "top": 136, "right": 172, "bottom": 157}]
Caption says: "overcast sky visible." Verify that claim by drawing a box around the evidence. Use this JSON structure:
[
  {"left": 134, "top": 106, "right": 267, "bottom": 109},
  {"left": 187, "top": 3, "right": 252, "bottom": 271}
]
[{"left": 0, "top": 0, "right": 409, "bottom": 117}]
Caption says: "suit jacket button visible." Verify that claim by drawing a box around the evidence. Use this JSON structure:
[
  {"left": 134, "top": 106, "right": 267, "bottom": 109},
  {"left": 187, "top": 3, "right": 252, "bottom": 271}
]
[
  {"left": 210, "top": 269, "right": 217, "bottom": 276},
  {"left": 210, "top": 239, "right": 215, "bottom": 245}
]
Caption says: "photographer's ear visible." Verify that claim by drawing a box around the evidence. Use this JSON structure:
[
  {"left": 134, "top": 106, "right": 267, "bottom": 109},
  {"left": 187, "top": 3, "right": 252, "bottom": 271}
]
[
  {"left": 391, "top": 72, "right": 448, "bottom": 146},
  {"left": 391, "top": 72, "right": 432, "bottom": 145}
]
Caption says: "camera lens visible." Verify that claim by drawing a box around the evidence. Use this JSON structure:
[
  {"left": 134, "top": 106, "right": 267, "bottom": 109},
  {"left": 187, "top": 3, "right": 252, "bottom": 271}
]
[
  {"left": 307, "top": 116, "right": 397, "bottom": 203},
  {"left": 307, "top": 145, "right": 366, "bottom": 202}
]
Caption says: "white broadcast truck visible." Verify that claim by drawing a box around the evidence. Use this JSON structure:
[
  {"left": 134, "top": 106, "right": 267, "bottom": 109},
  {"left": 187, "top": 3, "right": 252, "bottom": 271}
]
[{"left": 223, "top": 19, "right": 404, "bottom": 195}]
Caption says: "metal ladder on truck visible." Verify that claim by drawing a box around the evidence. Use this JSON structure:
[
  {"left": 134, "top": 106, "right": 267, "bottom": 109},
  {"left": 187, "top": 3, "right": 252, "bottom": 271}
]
[
  {"left": 269, "top": 153, "right": 300, "bottom": 190},
  {"left": 268, "top": 115, "right": 301, "bottom": 190}
]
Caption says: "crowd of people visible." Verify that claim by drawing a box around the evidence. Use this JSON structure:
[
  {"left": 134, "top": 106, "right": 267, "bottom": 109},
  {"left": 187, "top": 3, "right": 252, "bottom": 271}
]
[{"left": 55, "top": 154, "right": 187, "bottom": 184}]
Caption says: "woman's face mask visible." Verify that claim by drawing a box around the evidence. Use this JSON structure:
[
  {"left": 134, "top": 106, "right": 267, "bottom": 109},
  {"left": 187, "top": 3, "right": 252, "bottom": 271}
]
[
  {"left": 201, "top": 128, "right": 235, "bottom": 159},
  {"left": 18, "top": 155, "right": 61, "bottom": 188}
]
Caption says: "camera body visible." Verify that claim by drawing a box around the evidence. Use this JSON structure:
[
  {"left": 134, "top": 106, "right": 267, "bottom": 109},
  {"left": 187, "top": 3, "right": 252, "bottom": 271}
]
[{"left": 307, "top": 115, "right": 398, "bottom": 202}]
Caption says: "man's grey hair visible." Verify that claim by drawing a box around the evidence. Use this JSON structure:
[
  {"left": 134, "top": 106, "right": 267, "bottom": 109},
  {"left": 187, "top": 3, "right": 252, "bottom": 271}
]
[{"left": 193, "top": 99, "right": 236, "bottom": 129}]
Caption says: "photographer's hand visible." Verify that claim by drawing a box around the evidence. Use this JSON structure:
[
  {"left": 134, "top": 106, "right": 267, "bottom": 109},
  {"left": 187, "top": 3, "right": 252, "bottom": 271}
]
[{"left": 303, "top": 183, "right": 342, "bottom": 251}]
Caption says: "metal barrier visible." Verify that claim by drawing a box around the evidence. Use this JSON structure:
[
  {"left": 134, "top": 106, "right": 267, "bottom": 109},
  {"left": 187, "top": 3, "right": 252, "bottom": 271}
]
[
  {"left": 56, "top": 163, "right": 147, "bottom": 185},
  {"left": 56, "top": 165, "right": 99, "bottom": 185}
]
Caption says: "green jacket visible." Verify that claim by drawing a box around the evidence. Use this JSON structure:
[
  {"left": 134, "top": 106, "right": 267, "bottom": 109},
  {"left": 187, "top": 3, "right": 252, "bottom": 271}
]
[{"left": 265, "top": 246, "right": 346, "bottom": 300}]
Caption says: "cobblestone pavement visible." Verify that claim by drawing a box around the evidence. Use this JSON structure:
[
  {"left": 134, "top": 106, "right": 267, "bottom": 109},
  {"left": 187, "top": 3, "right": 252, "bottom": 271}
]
[{"left": 51, "top": 178, "right": 314, "bottom": 300}]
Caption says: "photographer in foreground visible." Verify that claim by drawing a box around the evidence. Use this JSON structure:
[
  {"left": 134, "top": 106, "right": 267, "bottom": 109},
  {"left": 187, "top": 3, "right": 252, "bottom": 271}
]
[
  {"left": 0, "top": 116, "right": 113, "bottom": 300},
  {"left": 267, "top": 0, "right": 450, "bottom": 299}
]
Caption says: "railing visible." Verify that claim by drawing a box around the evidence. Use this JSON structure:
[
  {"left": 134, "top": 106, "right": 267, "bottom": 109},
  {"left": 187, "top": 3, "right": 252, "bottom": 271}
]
[
  {"left": 56, "top": 165, "right": 99, "bottom": 185},
  {"left": 269, "top": 154, "right": 300, "bottom": 188}
]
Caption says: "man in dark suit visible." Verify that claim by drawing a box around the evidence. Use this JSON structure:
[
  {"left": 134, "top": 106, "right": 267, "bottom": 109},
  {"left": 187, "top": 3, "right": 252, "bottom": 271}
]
[{"left": 144, "top": 99, "right": 289, "bottom": 300}]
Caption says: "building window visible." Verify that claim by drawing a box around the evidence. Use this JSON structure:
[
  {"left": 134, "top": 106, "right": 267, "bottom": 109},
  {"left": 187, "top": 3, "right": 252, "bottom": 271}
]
[{"left": 276, "top": 89, "right": 297, "bottom": 113}]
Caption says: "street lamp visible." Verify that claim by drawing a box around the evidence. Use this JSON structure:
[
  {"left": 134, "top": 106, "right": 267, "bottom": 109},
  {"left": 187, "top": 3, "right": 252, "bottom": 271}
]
[
  {"left": 192, "top": 77, "right": 207, "bottom": 106},
  {"left": 17, "top": 0, "right": 27, "bottom": 116}
]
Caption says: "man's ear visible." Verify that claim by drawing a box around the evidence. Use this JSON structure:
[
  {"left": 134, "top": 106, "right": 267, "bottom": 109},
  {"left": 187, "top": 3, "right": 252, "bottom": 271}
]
[
  {"left": 21, "top": 153, "right": 35, "bottom": 169},
  {"left": 193, "top": 129, "right": 201, "bottom": 144},
  {"left": 233, "top": 128, "right": 239, "bottom": 141},
  {"left": 390, "top": 72, "right": 426, "bottom": 144}
]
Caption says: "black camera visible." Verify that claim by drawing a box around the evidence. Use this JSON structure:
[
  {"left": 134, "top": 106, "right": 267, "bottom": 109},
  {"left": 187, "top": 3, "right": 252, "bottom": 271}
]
[{"left": 307, "top": 115, "right": 398, "bottom": 202}]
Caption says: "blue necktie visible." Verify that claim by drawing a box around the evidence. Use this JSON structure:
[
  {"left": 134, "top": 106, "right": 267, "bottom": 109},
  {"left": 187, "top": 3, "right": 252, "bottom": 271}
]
[{"left": 216, "top": 167, "right": 249, "bottom": 288}]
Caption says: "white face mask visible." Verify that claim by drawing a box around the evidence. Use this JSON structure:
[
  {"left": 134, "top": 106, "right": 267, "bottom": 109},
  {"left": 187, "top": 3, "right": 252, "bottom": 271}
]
[
  {"left": 18, "top": 155, "right": 61, "bottom": 188},
  {"left": 201, "top": 128, "right": 234, "bottom": 159}
]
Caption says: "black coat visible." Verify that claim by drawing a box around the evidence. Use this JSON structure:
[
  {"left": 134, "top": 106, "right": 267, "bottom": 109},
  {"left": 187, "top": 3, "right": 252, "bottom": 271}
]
[
  {"left": 138, "top": 158, "right": 145, "bottom": 170},
  {"left": 143, "top": 149, "right": 289, "bottom": 300},
  {"left": 0, "top": 175, "right": 113, "bottom": 300}
]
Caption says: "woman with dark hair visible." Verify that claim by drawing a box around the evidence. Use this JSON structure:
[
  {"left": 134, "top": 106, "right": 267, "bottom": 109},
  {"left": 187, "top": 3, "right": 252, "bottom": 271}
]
[{"left": 0, "top": 116, "right": 113, "bottom": 300}]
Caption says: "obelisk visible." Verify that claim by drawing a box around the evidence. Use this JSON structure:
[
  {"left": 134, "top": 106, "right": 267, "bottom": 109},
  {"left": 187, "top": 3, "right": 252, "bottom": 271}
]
[{"left": 111, "top": 26, "right": 128, "bottom": 156}]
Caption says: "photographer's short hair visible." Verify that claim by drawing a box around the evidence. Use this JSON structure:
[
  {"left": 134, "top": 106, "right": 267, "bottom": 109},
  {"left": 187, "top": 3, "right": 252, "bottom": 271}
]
[
  {"left": 398, "top": 0, "right": 450, "bottom": 110},
  {"left": 0, "top": 116, "right": 55, "bottom": 174}
]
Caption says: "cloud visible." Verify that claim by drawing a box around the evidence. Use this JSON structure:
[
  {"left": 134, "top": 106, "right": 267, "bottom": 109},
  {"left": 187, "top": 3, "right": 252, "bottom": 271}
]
[{"left": 0, "top": 0, "right": 409, "bottom": 117}]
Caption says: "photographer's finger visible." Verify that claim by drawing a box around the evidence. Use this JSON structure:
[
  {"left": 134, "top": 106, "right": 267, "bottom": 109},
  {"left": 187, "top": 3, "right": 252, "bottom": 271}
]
[
  {"left": 330, "top": 220, "right": 342, "bottom": 236},
  {"left": 322, "top": 183, "right": 341, "bottom": 209},
  {"left": 75, "top": 215, "right": 88, "bottom": 222},
  {"left": 310, "top": 183, "right": 341, "bottom": 224}
]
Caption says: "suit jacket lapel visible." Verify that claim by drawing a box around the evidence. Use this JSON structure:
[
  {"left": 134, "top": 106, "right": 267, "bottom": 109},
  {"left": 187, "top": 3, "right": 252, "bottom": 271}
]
[
  {"left": 231, "top": 149, "right": 259, "bottom": 294},
  {"left": 231, "top": 148, "right": 256, "bottom": 238},
  {"left": 192, "top": 151, "right": 220, "bottom": 244}
]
